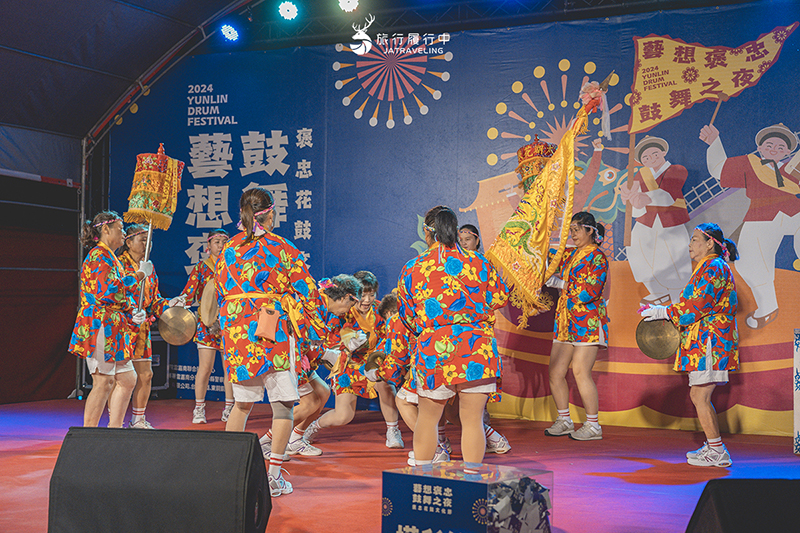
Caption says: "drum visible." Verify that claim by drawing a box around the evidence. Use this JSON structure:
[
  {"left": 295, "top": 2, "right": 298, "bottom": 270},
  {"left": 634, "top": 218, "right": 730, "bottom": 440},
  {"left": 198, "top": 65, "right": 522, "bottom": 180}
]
[
  {"left": 158, "top": 307, "right": 198, "bottom": 346},
  {"left": 635, "top": 318, "right": 680, "bottom": 360}
]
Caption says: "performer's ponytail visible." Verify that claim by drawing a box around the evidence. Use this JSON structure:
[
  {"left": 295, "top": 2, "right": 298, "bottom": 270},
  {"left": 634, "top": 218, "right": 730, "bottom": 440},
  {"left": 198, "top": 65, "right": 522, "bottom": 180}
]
[
  {"left": 81, "top": 211, "right": 121, "bottom": 249},
  {"left": 239, "top": 188, "right": 274, "bottom": 242},
  {"left": 424, "top": 205, "right": 458, "bottom": 247},
  {"left": 695, "top": 222, "right": 738, "bottom": 261}
]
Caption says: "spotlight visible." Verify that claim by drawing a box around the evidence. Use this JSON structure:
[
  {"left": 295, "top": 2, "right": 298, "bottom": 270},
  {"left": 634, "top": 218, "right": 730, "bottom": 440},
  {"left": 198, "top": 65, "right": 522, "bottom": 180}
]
[
  {"left": 279, "top": 1, "right": 298, "bottom": 20},
  {"left": 221, "top": 24, "right": 239, "bottom": 41},
  {"left": 339, "top": 0, "right": 358, "bottom": 12}
]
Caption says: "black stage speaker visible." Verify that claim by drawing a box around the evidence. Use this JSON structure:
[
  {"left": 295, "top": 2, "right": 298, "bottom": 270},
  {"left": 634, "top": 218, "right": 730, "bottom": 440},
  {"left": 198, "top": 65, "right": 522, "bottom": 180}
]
[
  {"left": 49, "top": 427, "right": 269, "bottom": 533},
  {"left": 686, "top": 478, "right": 800, "bottom": 532}
]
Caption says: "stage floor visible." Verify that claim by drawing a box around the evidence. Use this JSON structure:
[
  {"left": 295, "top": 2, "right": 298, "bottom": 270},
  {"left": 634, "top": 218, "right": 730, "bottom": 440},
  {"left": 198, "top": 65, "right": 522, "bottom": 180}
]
[{"left": 2, "top": 399, "right": 798, "bottom": 532}]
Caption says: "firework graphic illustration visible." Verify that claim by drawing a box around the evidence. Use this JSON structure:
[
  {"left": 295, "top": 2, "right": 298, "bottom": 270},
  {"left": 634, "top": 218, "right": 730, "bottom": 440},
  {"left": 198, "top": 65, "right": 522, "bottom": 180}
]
[
  {"left": 471, "top": 498, "right": 490, "bottom": 524},
  {"left": 486, "top": 59, "right": 629, "bottom": 168},
  {"left": 333, "top": 34, "right": 453, "bottom": 128}
]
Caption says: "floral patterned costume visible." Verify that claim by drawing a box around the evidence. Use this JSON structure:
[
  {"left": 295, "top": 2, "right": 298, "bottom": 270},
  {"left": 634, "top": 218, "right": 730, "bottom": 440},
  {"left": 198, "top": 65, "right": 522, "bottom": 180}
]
[
  {"left": 397, "top": 243, "right": 510, "bottom": 394},
  {"left": 553, "top": 245, "right": 608, "bottom": 345},
  {"left": 330, "top": 302, "right": 385, "bottom": 398},
  {"left": 667, "top": 254, "right": 739, "bottom": 372},
  {"left": 215, "top": 231, "right": 325, "bottom": 384},
  {"left": 181, "top": 257, "right": 221, "bottom": 349},
  {"left": 69, "top": 242, "right": 139, "bottom": 362},
  {"left": 119, "top": 250, "right": 168, "bottom": 359},
  {"left": 378, "top": 314, "right": 416, "bottom": 395}
]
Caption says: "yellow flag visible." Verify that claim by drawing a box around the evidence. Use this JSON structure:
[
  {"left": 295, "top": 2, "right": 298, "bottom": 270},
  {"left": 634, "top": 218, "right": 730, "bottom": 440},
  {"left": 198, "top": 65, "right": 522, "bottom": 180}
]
[
  {"left": 628, "top": 22, "right": 797, "bottom": 134},
  {"left": 486, "top": 107, "right": 588, "bottom": 327}
]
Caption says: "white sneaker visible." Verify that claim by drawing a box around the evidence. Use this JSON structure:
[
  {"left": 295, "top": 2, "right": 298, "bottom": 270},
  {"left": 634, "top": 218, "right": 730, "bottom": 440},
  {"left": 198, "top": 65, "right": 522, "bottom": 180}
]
[
  {"left": 303, "top": 420, "right": 320, "bottom": 444},
  {"left": 268, "top": 472, "right": 293, "bottom": 497},
  {"left": 570, "top": 423, "right": 603, "bottom": 441},
  {"left": 192, "top": 406, "right": 206, "bottom": 424},
  {"left": 259, "top": 435, "right": 271, "bottom": 459},
  {"left": 407, "top": 445, "right": 450, "bottom": 466},
  {"left": 286, "top": 438, "right": 322, "bottom": 456},
  {"left": 486, "top": 434, "right": 511, "bottom": 454},
  {"left": 686, "top": 442, "right": 709, "bottom": 459},
  {"left": 386, "top": 427, "right": 404, "bottom": 449},
  {"left": 221, "top": 403, "right": 233, "bottom": 422},
  {"left": 129, "top": 417, "right": 155, "bottom": 429},
  {"left": 544, "top": 417, "right": 574, "bottom": 436},
  {"left": 687, "top": 445, "right": 732, "bottom": 467}
]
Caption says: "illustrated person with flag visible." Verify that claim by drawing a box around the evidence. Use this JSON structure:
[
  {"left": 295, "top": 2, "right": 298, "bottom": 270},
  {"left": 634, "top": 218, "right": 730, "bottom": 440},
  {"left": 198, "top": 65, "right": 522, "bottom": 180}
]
[
  {"left": 620, "top": 135, "right": 692, "bottom": 307},
  {"left": 699, "top": 122, "right": 800, "bottom": 329}
]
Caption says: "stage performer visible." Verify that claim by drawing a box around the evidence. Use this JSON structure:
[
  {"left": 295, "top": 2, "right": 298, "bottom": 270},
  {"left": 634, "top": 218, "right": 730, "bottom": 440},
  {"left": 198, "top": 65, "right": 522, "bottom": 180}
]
[
  {"left": 451, "top": 224, "right": 512, "bottom": 454},
  {"left": 639, "top": 222, "right": 738, "bottom": 467},
  {"left": 177, "top": 228, "right": 235, "bottom": 424},
  {"left": 544, "top": 211, "right": 608, "bottom": 441},
  {"left": 304, "top": 271, "right": 404, "bottom": 449},
  {"left": 117, "top": 223, "right": 185, "bottom": 429},
  {"left": 69, "top": 211, "right": 151, "bottom": 428},
  {"left": 368, "top": 292, "right": 451, "bottom": 465},
  {"left": 259, "top": 274, "right": 361, "bottom": 459},
  {"left": 620, "top": 135, "right": 692, "bottom": 307},
  {"left": 398, "top": 205, "right": 509, "bottom": 472},
  {"left": 216, "top": 187, "right": 326, "bottom": 498},
  {"left": 700, "top": 122, "right": 799, "bottom": 329}
]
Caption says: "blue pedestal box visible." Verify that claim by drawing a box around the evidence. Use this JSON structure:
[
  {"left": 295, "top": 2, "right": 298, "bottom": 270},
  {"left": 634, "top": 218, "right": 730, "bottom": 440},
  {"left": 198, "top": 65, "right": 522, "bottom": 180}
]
[{"left": 382, "top": 462, "right": 552, "bottom": 533}]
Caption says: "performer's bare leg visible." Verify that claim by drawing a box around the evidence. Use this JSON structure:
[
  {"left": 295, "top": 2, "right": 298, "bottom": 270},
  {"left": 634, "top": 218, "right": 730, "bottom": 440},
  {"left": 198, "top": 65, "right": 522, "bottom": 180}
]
[
  {"left": 414, "top": 396, "right": 446, "bottom": 462},
  {"left": 548, "top": 342, "right": 574, "bottom": 411},
  {"left": 571, "top": 345, "right": 599, "bottom": 416},
  {"left": 131, "top": 359, "right": 153, "bottom": 413},
  {"left": 374, "top": 380, "right": 400, "bottom": 423},
  {"left": 293, "top": 375, "right": 330, "bottom": 429},
  {"left": 458, "top": 391, "right": 488, "bottom": 464},
  {"left": 107, "top": 371, "right": 136, "bottom": 428},
  {"left": 84, "top": 374, "right": 114, "bottom": 427},
  {"left": 226, "top": 401, "right": 254, "bottom": 432},
  {"left": 396, "top": 396, "right": 418, "bottom": 431},
  {"left": 690, "top": 384, "right": 720, "bottom": 441},
  {"left": 317, "top": 392, "right": 357, "bottom": 428},
  {"left": 195, "top": 347, "right": 216, "bottom": 401}
]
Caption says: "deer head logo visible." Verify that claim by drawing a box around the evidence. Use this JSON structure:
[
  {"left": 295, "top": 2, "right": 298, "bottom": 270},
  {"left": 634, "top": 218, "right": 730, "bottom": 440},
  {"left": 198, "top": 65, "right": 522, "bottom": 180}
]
[{"left": 350, "top": 14, "right": 375, "bottom": 56}]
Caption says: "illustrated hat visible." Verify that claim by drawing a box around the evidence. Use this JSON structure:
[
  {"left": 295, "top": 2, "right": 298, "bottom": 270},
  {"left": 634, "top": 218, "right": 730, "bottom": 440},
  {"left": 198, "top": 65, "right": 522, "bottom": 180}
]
[
  {"left": 755, "top": 123, "right": 798, "bottom": 152},
  {"left": 633, "top": 136, "right": 669, "bottom": 164}
]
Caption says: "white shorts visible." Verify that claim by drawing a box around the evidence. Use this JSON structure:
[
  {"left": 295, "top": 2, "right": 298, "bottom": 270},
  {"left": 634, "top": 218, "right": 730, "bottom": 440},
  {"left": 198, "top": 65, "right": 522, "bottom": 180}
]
[
  {"left": 417, "top": 377, "right": 497, "bottom": 400},
  {"left": 86, "top": 328, "right": 134, "bottom": 376},
  {"left": 688, "top": 348, "right": 729, "bottom": 387},
  {"left": 396, "top": 387, "right": 419, "bottom": 405},
  {"left": 231, "top": 337, "right": 299, "bottom": 403},
  {"left": 297, "top": 370, "right": 320, "bottom": 397}
]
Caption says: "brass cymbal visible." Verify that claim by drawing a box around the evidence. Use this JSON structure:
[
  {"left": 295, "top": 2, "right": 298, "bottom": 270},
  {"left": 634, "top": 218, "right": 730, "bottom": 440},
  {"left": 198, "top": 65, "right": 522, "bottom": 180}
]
[
  {"left": 158, "top": 307, "right": 197, "bottom": 346},
  {"left": 364, "top": 350, "right": 386, "bottom": 371},
  {"left": 635, "top": 318, "right": 680, "bottom": 360}
]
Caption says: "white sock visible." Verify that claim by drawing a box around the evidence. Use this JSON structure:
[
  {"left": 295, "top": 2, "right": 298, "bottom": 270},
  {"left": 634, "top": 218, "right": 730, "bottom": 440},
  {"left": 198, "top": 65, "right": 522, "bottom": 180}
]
[
  {"left": 557, "top": 409, "right": 571, "bottom": 421},
  {"left": 289, "top": 426, "right": 304, "bottom": 443},
  {"left": 268, "top": 453, "right": 284, "bottom": 478},
  {"left": 131, "top": 407, "right": 145, "bottom": 424}
]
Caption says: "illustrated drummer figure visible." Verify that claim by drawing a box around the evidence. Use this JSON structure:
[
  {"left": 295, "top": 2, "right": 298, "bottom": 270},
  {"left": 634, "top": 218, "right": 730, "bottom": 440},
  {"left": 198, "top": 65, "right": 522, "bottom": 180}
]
[
  {"left": 621, "top": 135, "right": 692, "bottom": 307},
  {"left": 700, "top": 122, "right": 800, "bottom": 329}
]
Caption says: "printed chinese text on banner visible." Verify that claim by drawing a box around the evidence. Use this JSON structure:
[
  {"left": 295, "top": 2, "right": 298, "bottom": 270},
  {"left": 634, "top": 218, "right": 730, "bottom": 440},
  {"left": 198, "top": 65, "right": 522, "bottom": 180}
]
[{"left": 629, "top": 22, "right": 797, "bottom": 134}]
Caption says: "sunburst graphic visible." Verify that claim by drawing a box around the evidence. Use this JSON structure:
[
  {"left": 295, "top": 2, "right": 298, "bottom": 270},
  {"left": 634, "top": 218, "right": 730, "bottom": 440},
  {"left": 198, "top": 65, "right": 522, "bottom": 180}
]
[
  {"left": 471, "top": 498, "right": 490, "bottom": 524},
  {"left": 381, "top": 497, "right": 393, "bottom": 516},
  {"left": 333, "top": 38, "right": 453, "bottom": 128},
  {"left": 486, "top": 59, "right": 632, "bottom": 168}
]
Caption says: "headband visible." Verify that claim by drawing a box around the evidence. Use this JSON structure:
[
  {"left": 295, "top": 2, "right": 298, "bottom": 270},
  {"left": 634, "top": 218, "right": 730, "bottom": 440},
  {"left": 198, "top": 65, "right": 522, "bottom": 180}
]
[
  {"left": 459, "top": 228, "right": 479, "bottom": 238},
  {"left": 254, "top": 206, "right": 274, "bottom": 217},
  {"left": 697, "top": 227, "right": 729, "bottom": 260},
  {"left": 92, "top": 217, "right": 121, "bottom": 228},
  {"left": 318, "top": 278, "right": 334, "bottom": 290},
  {"left": 125, "top": 229, "right": 147, "bottom": 240},
  {"left": 207, "top": 231, "right": 229, "bottom": 242}
]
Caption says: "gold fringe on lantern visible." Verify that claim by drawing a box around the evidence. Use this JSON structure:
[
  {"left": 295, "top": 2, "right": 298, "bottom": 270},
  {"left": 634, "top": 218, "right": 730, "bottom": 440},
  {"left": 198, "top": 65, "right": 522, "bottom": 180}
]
[
  {"left": 124, "top": 144, "right": 184, "bottom": 230},
  {"left": 486, "top": 107, "right": 588, "bottom": 327}
]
